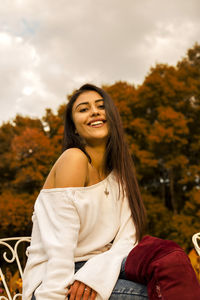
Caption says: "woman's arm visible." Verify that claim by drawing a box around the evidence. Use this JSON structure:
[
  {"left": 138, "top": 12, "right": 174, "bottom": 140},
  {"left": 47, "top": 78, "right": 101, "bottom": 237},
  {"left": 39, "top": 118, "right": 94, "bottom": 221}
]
[{"left": 33, "top": 189, "right": 80, "bottom": 300}]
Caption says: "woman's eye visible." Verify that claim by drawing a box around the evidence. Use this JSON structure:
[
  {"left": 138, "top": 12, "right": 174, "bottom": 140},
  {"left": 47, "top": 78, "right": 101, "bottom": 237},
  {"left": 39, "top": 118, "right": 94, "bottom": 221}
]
[
  {"left": 98, "top": 104, "right": 105, "bottom": 109},
  {"left": 79, "top": 108, "right": 88, "bottom": 112}
]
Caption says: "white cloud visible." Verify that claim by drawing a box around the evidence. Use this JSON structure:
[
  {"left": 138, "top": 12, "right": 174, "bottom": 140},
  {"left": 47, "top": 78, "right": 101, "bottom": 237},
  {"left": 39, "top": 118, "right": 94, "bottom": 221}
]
[
  {"left": 142, "top": 21, "right": 199, "bottom": 72},
  {"left": 0, "top": 0, "right": 200, "bottom": 124}
]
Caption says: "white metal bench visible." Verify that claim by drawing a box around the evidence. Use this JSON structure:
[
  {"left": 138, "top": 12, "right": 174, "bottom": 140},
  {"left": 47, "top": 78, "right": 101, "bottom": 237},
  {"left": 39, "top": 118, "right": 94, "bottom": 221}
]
[
  {"left": 192, "top": 233, "right": 200, "bottom": 256},
  {"left": 0, "top": 237, "right": 31, "bottom": 300},
  {"left": 0, "top": 234, "right": 199, "bottom": 299}
]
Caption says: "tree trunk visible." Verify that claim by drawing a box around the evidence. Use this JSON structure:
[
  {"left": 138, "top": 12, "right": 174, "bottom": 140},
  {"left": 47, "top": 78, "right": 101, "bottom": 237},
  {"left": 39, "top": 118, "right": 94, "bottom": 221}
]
[{"left": 169, "top": 168, "right": 177, "bottom": 214}]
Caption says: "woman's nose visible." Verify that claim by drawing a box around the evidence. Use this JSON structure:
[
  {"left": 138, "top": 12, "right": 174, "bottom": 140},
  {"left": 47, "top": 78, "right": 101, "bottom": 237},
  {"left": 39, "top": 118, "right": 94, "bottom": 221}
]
[{"left": 90, "top": 106, "right": 100, "bottom": 116}]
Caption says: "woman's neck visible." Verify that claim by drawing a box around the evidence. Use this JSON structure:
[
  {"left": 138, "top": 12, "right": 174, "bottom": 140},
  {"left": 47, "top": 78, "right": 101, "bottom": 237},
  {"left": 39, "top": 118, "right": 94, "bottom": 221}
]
[{"left": 85, "top": 144, "right": 106, "bottom": 178}]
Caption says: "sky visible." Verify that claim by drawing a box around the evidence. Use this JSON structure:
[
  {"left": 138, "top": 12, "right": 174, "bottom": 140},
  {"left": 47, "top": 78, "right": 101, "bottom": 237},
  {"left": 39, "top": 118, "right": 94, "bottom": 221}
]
[{"left": 0, "top": 0, "right": 200, "bottom": 125}]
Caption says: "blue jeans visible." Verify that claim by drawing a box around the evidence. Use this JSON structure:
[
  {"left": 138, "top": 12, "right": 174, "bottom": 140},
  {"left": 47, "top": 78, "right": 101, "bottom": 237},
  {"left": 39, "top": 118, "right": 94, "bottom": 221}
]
[
  {"left": 31, "top": 258, "right": 148, "bottom": 299},
  {"left": 109, "top": 258, "right": 148, "bottom": 299}
]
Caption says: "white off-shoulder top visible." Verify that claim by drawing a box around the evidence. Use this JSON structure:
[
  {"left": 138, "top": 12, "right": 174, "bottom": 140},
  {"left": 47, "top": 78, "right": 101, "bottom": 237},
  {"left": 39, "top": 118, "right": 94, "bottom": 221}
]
[{"left": 22, "top": 172, "right": 136, "bottom": 300}]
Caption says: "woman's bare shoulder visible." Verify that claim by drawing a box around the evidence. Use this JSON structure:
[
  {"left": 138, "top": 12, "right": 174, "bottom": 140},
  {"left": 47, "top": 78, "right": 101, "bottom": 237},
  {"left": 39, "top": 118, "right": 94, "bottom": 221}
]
[
  {"left": 59, "top": 148, "right": 88, "bottom": 162},
  {"left": 43, "top": 148, "right": 89, "bottom": 189}
]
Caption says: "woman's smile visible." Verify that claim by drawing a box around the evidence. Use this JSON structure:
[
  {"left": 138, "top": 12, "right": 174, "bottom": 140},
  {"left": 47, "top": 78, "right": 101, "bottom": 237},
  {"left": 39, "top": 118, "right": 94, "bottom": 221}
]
[{"left": 87, "top": 118, "right": 106, "bottom": 128}]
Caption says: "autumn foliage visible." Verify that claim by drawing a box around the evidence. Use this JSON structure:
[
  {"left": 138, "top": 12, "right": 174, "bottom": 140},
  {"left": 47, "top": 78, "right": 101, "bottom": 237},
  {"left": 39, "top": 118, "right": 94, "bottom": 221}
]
[{"left": 0, "top": 44, "right": 200, "bottom": 251}]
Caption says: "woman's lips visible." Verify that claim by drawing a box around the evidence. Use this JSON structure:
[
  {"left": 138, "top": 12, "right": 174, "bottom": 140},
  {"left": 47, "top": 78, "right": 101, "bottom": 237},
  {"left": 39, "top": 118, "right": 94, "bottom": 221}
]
[{"left": 88, "top": 120, "right": 106, "bottom": 127}]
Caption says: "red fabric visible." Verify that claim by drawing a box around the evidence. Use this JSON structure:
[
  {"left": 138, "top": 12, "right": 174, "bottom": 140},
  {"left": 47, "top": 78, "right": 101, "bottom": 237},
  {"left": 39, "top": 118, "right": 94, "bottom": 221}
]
[{"left": 125, "top": 235, "right": 200, "bottom": 300}]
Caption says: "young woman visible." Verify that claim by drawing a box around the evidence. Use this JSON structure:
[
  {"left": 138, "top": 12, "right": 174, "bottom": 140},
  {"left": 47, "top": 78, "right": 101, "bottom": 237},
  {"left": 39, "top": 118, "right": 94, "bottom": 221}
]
[
  {"left": 22, "top": 84, "right": 200, "bottom": 300},
  {"left": 22, "top": 83, "right": 147, "bottom": 300}
]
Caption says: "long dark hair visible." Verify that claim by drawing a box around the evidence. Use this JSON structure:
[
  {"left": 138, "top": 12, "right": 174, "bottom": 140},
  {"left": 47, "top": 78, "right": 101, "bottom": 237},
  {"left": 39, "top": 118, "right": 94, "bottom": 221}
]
[{"left": 63, "top": 83, "right": 146, "bottom": 242}]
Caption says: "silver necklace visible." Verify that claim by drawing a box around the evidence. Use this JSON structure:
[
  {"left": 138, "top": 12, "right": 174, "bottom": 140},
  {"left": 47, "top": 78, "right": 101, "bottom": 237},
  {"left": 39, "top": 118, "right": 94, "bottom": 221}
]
[
  {"left": 104, "top": 187, "right": 109, "bottom": 196},
  {"left": 94, "top": 167, "right": 109, "bottom": 197},
  {"left": 102, "top": 173, "right": 109, "bottom": 197},
  {"left": 101, "top": 180, "right": 109, "bottom": 197}
]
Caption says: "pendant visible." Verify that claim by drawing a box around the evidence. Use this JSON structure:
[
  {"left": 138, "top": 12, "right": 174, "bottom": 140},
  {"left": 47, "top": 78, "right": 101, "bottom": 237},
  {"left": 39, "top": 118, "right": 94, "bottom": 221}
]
[{"left": 104, "top": 188, "right": 109, "bottom": 196}]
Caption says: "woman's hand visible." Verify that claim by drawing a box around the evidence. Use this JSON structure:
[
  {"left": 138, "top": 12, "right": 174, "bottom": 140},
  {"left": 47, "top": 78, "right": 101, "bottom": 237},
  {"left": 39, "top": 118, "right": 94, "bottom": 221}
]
[{"left": 67, "top": 280, "right": 97, "bottom": 300}]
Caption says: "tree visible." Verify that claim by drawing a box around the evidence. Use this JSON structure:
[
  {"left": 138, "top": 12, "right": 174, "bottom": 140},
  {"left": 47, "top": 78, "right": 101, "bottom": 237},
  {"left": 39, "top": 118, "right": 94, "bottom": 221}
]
[
  {"left": 148, "top": 106, "right": 189, "bottom": 212},
  {"left": 0, "top": 191, "right": 34, "bottom": 237},
  {"left": 13, "top": 115, "right": 43, "bottom": 134},
  {"left": 142, "top": 192, "right": 173, "bottom": 239},
  {"left": 42, "top": 107, "right": 65, "bottom": 158},
  {"left": 176, "top": 43, "right": 200, "bottom": 194},
  {"left": 103, "top": 81, "right": 136, "bottom": 128},
  {"left": 170, "top": 188, "right": 200, "bottom": 251},
  {"left": 133, "top": 63, "right": 194, "bottom": 213},
  {"left": 11, "top": 127, "right": 55, "bottom": 194},
  {"left": 0, "top": 122, "right": 16, "bottom": 192}
]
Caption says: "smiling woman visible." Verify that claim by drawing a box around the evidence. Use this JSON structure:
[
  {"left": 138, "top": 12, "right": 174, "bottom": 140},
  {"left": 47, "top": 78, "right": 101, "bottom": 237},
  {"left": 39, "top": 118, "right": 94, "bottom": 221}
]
[
  {"left": 22, "top": 84, "right": 200, "bottom": 300},
  {"left": 22, "top": 83, "right": 147, "bottom": 300}
]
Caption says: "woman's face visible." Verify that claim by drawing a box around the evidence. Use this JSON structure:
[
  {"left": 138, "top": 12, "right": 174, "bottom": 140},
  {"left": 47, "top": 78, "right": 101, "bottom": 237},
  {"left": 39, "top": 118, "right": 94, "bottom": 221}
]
[{"left": 72, "top": 91, "right": 109, "bottom": 144}]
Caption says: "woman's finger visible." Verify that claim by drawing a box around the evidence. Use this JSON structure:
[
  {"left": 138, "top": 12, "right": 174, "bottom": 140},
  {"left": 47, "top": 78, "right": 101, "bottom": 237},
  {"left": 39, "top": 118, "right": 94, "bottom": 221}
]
[
  {"left": 68, "top": 281, "right": 82, "bottom": 300},
  {"left": 90, "top": 289, "right": 97, "bottom": 300},
  {"left": 73, "top": 282, "right": 86, "bottom": 300},
  {"left": 82, "top": 286, "right": 92, "bottom": 300},
  {"left": 67, "top": 286, "right": 72, "bottom": 294},
  {"left": 67, "top": 281, "right": 96, "bottom": 300}
]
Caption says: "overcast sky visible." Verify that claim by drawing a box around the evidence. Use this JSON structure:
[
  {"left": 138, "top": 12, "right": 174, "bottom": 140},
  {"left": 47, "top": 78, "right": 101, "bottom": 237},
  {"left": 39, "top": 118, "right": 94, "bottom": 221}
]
[{"left": 0, "top": 0, "right": 200, "bottom": 125}]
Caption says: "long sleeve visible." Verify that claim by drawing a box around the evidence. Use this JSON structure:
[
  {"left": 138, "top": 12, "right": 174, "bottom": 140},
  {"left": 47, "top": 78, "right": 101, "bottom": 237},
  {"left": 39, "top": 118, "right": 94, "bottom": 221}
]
[
  {"left": 73, "top": 195, "right": 137, "bottom": 300},
  {"left": 22, "top": 212, "right": 48, "bottom": 300},
  {"left": 26, "top": 189, "right": 80, "bottom": 300}
]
